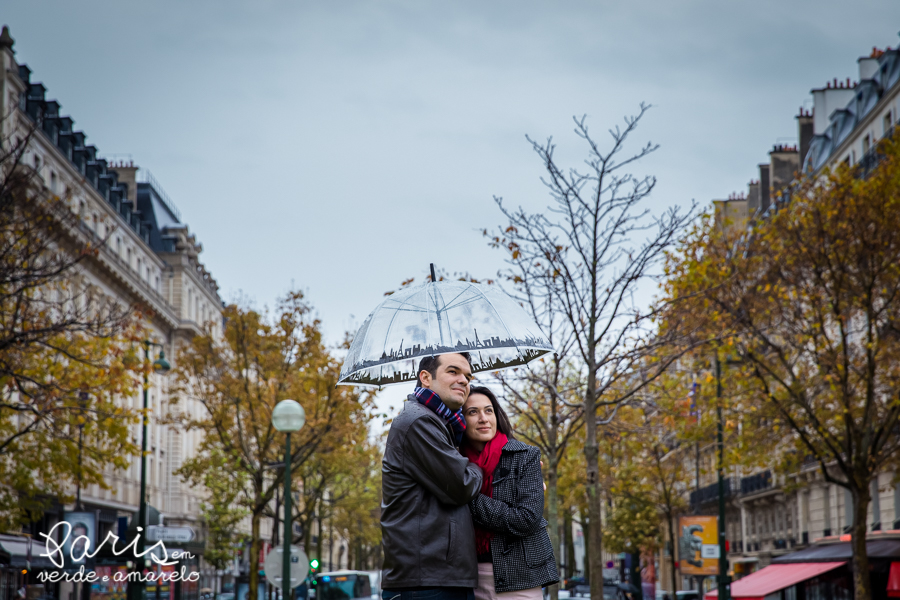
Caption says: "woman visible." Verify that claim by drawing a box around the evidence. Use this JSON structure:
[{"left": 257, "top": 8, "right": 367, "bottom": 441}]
[{"left": 461, "top": 386, "right": 559, "bottom": 600}]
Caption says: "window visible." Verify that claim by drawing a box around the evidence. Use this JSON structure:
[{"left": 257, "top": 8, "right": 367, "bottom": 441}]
[
  {"left": 50, "top": 171, "right": 57, "bottom": 193},
  {"left": 885, "top": 111, "right": 893, "bottom": 135},
  {"left": 862, "top": 134, "right": 871, "bottom": 155}
]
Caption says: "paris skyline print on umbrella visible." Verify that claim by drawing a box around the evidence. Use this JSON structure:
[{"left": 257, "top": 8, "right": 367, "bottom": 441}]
[{"left": 338, "top": 265, "right": 553, "bottom": 387}]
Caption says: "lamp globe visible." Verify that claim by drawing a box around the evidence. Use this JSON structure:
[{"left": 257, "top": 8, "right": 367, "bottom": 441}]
[
  {"left": 152, "top": 350, "right": 171, "bottom": 374},
  {"left": 272, "top": 399, "right": 306, "bottom": 432}
]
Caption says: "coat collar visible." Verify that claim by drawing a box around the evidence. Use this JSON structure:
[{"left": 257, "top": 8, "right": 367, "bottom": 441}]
[{"left": 502, "top": 438, "right": 530, "bottom": 452}]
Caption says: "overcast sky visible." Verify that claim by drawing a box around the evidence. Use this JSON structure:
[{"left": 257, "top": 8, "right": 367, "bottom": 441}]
[{"left": 5, "top": 2, "right": 900, "bottom": 412}]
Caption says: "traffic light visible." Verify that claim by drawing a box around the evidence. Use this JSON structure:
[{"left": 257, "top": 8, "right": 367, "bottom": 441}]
[{"left": 309, "top": 559, "right": 319, "bottom": 588}]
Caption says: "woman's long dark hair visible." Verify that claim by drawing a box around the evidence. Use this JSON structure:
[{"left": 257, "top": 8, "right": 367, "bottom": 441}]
[{"left": 467, "top": 386, "right": 515, "bottom": 439}]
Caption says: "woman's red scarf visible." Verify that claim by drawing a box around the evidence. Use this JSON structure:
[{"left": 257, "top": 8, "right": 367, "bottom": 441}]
[{"left": 462, "top": 432, "right": 508, "bottom": 556}]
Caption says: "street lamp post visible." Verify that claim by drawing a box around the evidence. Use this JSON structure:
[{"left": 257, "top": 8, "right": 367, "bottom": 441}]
[
  {"left": 76, "top": 391, "right": 89, "bottom": 600},
  {"left": 76, "top": 391, "right": 89, "bottom": 512},
  {"left": 133, "top": 340, "right": 171, "bottom": 600},
  {"left": 715, "top": 353, "right": 729, "bottom": 600},
  {"left": 272, "top": 400, "right": 306, "bottom": 600}
]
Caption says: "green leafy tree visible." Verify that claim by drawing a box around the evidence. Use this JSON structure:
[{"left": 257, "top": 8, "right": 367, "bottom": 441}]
[
  {"left": 198, "top": 449, "right": 249, "bottom": 570},
  {"left": 329, "top": 440, "right": 382, "bottom": 570}
]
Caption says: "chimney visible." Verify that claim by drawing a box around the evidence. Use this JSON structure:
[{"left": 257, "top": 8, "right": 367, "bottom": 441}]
[
  {"left": 811, "top": 84, "right": 856, "bottom": 135},
  {"left": 759, "top": 164, "right": 770, "bottom": 213},
  {"left": 108, "top": 162, "right": 138, "bottom": 203},
  {"left": 859, "top": 56, "right": 880, "bottom": 81},
  {"left": 747, "top": 179, "right": 761, "bottom": 214},
  {"left": 769, "top": 145, "right": 800, "bottom": 199},
  {"left": 797, "top": 108, "right": 814, "bottom": 171}
]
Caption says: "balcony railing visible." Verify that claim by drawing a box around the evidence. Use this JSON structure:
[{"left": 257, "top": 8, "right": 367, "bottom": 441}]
[
  {"left": 690, "top": 478, "right": 738, "bottom": 507},
  {"left": 740, "top": 470, "right": 773, "bottom": 495},
  {"left": 689, "top": 471, "right": 775, "bottom": 507}
]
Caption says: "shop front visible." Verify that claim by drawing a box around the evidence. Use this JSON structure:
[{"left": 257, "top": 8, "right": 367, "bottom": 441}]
[
  {"left": 0, "top": 534, "right": 60, "bottom": 600},
  {"left": 705, "top": 533, "right": 900, "bottom": 600},
  {"left": 0, "top": 544, "right": 13, "bottom": 600},
  {"left": 704, "top": 562, "right": 849, "bottom": 600}
]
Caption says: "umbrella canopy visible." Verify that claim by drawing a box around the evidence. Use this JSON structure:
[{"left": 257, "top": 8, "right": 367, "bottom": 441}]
[{"left": 339, "top": 280, "right": 553, "bottom": 387}]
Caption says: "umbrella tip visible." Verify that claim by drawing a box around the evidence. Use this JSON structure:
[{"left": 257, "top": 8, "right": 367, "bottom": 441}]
[{"left": 430, "top": 263, "right": 437, "bottom": 282}]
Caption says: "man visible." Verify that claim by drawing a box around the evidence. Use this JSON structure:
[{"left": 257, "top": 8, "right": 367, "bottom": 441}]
[{"left": 381, "top": 352, "right": 483, "bottom": 600}]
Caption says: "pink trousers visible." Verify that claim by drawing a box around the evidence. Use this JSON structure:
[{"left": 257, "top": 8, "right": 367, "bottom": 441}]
[{"left": 475, "top": 563, "right": 543, "bottom": 600}]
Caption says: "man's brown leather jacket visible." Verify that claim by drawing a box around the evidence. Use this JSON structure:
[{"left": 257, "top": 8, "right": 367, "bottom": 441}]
[{"left": 381, "top": 397, "right": 483, "bottom": 590}]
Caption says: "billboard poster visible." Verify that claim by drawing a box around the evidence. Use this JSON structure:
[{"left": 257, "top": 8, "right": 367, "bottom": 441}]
[
  {"left": 62, "top": 511, "right": 97, "bottom": 566},
  {"left": 91, "top": 565, "right": 128, "bottom": 600},
  {"left": 678, "top": 516, "right": 719, "bottom": 576}
]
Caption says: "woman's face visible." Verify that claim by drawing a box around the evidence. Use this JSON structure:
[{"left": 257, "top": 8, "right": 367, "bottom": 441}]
[{"left": 463, "top": 393, "right": 498, "bottom": 447}]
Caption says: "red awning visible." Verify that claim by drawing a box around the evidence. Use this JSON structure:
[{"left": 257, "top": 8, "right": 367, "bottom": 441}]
[
  {"left": 704, "top": 562, "right": 846, "bottom": 600},
  {"left": 888, "top": 562, "right": 900, "bottom": 598}
]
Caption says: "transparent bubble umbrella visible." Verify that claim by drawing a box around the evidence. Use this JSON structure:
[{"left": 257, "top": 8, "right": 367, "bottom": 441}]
[{"left": 338, "top": 278, "right": 553, "bottom": 387}]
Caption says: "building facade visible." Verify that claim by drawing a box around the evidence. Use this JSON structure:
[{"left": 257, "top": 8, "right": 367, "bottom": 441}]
[{"left": 0, "top": 26, "right": 233, "bottom": 600}]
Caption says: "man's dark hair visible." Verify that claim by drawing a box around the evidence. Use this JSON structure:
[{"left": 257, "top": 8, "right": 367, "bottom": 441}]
[
  {"left": 467, "top": 386, "right": 515, "bottom": 439},
  {"left": 416, "top": 352, "right": 473, "bottom": 387},
  {"left": 72, "top": 522, "right": 88, "bottom": 535}
]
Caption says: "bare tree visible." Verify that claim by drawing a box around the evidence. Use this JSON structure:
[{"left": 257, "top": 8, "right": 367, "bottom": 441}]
[
  {"left": 489, "top": 105, "right": 694, "bottom": 597},
  {"left": 488, "top": 255, "right": 582, "bottom": 600}
]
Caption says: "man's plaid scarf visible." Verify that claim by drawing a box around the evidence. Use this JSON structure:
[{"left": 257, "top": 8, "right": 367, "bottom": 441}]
[{"left": 414, "top": 386, "right": 466, "bottom": 446}]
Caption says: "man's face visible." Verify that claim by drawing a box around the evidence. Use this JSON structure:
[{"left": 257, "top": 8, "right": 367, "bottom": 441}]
[{"left": 419, "top": 354, "right": 472, "bottom": 410}]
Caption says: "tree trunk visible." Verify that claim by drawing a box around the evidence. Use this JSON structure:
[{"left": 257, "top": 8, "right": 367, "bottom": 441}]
[
  {"left": 666, "top": 512, "right": 677, "bottom": 595},
  {"left": 249, "top": 512, "right": 261, "bottom": 600},
  {"left": 316, "top": 499, "right": 324, "bottom": 568},
  {"left": 565, "top": 509, "right": 575, "bottom": 579},
  {"left": 303, "top": 507, "right": 312, "bottom": 557},
  {"left": 547, "top": 458, "right": 560, "bottom": 600},
  {"left": 584, "top": 372, "right": 604, "bottom": 599},
  {"left": 582, "top": 519, "right": 590, "bottom": 581},
  {"left": 850, "top": 484, "right": 872, "bottom": 600}
]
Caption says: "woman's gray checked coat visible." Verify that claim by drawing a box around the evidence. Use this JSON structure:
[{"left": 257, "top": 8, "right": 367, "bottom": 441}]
[{"left": 469, "top": 438, "right": 560, "bottom": 593}]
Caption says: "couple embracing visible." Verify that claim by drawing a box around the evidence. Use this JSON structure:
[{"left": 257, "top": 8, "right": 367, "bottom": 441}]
[{"left": 381, "top": 352, "right": 559, "bottom": 600}]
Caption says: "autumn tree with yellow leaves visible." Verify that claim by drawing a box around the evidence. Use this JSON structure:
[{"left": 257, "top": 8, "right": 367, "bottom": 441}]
[
  {"left": 662, "top": 134, "right": 900, "bottom": 600},
  {"left": 0, "top": 125, "right": 142, "bottom": 530},
  {"left": 324, "top": 439, "right": 382, "bottom": 570},
  {"left": 169, "top": 291, "right": 372, "bottom": 600}
]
